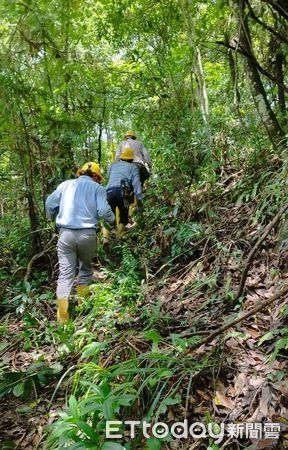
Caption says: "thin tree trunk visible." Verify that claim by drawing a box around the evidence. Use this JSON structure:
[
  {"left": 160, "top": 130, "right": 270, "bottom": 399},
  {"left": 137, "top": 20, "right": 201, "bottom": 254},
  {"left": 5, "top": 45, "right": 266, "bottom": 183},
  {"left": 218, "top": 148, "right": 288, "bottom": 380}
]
[
  {"left": 98, "top": 95, "right": 106, "bottom": 164},
  {"left": 18, "top": 110, "right": 42, "bottom": 254},
  {"left": 246, "top": 0, "right": 288, "bottom": 45},
  {"left": 180, "top": 0, "right": 209, "bottom": 126},
  {"left": 233, "top": 0, "right": 284, "bottom": 148},
  {"left": 194, "top": 47, "right": 209, "bottom": 125},
  {"left": 263, "top": 0, "right": 288, "bottom": 22},
  {"left": 275, "top": 52, "right": 286, "bottom": 117},
  {"left": 226, "top": 33, "right": 242, "bottom": 120}
]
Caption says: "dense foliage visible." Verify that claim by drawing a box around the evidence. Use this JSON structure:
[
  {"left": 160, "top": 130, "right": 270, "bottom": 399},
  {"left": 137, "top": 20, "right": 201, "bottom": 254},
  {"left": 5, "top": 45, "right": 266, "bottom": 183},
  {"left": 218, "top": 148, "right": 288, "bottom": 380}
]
[{"left": 1, "top": 0, "right": 288, "bottom": 448}]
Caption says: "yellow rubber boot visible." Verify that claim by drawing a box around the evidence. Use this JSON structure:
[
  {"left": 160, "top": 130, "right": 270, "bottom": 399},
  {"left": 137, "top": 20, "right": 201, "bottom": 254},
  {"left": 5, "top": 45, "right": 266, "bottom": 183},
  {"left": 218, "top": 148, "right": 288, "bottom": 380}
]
[
  {"left": 57, "top": 298, "right": 69, "bottom": 325},
  {"left": 116, "top": 223, "right": 126, "bottom": 240},
  {"left": 115, "top": 207, "right": 120, "bottom": 228},
  {"left": 76, "top": 285, "right": 90, "bottom": 304},
  {"left": 76, "top": 285, "right": 90, "bottom": 297},
  {"left": 102, "top": 226, "right": 110, "bottom": 244},
  {"left": 129, "top": 197, "right": 137, "bottom": 216}
]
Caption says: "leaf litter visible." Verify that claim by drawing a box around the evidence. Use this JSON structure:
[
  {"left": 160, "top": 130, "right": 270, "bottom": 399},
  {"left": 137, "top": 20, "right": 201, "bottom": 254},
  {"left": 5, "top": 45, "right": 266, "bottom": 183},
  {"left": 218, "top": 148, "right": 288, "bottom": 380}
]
[{"left": 1, "top": 187, "right": 288, "bottom": 448}]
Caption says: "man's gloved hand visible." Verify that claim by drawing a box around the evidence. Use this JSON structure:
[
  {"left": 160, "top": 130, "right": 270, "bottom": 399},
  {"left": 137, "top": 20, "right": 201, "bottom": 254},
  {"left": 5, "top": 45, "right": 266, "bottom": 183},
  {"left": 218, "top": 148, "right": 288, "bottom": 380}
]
[{"left": 137, "top": 199, "right": 143, "bottom": 210}]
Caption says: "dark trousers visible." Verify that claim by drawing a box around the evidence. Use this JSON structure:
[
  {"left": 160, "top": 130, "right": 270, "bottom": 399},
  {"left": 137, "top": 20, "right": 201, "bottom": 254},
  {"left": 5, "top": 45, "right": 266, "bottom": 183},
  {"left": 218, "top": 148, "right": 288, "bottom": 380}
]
[
  {"left": 107, "top": 188, "right": 129, "bottom": 225},
  {"left": 134, "top": 163, "right": 150, "bottom": 185}
]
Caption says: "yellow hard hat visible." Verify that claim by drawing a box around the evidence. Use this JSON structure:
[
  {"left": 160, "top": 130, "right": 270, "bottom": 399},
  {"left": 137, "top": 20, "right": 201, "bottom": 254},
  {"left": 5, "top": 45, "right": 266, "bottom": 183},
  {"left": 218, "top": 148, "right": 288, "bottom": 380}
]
[
  {"left": 80, "top": 162, "right": 103, "bottom": 179},
  {"left": 120, "top": 148, "right": 134, "bottom": 160},
  {"left": 125, "top": 130, "right": 136, "bottom": 139}
]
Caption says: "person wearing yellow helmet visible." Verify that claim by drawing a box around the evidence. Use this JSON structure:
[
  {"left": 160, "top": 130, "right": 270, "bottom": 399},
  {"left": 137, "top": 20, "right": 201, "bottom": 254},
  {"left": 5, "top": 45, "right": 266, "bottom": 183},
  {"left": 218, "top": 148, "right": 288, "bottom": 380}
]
[
  {"left": 45, "top": 162, "right": 115, "bottom": 325},
  {"left": 115, "top": 130, "right": 151, "bottom": 185},
  {"left": 76, "top": 161, "right": 103, "bottom": 181},
  {"left": 124, "top": 130, "right": 137, "bottom": 139},
  {"left": 106, "top": 148, "right": 142, "bottom": 239}
]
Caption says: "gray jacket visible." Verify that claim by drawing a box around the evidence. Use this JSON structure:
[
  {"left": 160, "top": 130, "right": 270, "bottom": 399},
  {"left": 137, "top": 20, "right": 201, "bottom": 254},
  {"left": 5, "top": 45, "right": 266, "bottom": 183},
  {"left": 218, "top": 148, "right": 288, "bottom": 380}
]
[
  {"left": 107, "top": 161, "right": 142, "bottom": 200},
  {"left": 46, "top": 175, "right": 115, "bottom": 228},
  {"left": 115, "top": 138, "right": 151, "bottom": 167}
]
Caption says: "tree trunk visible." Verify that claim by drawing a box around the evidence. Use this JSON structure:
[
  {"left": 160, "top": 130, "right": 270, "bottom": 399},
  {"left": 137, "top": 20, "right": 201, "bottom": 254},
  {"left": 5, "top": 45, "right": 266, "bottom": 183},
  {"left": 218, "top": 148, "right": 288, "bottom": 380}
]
[
  {"left": 98, "top": 95, "right": 106, "bottom": 164},
  {"left": 263, "top": 0, "right": 288, "bottom": 22},
  {"left": 275, "top": 51, "right": 286, "bottom": 118},
  {"left": 233, "top": 0, "right": 284, "bottom": 148},
  {"left": 226, "top": 33, "right": 242, "bottom": 120},
  {"left": 18, "top": 110, "right": 42, "bottom": 254},
  {"left": 194, "top": 47, "right": 209, "bottom": 125},
  {"left": 180, "top": 0, "right": 210, "bottom": 131}
]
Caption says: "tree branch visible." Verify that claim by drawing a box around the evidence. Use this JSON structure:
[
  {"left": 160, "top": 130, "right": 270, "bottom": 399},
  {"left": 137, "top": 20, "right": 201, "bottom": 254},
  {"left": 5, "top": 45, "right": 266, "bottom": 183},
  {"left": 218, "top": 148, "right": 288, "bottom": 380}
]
[
  {"left": 25, "top": 234, "right": 57, "bottom": 281},
  {"left": 186, "top": 283, "right": 288, "bottom": 352},
  {"left": 246, "top": 0, "right": 288, "bottom": 45},
  {"left": 216, "top": 40, "right": 288, "bottom": 94},
  {"left": 234, "top": 201, "right": 288, "bottom": 302}
]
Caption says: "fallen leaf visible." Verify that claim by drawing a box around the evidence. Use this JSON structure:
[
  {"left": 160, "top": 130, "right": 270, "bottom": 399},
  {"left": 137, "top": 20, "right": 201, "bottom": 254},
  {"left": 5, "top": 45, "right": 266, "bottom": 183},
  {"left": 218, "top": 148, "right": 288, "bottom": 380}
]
[
  {"left": 196, "top": 389, "right": 210, "bottom": 401},
  {"left": 245, "top": 328, "right": 260, "bottom": 339},
  {"left": 274, "top": 379, "right": 288, "bottom": 396},
  {"left": 247, "top": 386, "right": 271, "bottom": 422},
  {"left": 195, "top": 344, "right": 206, "bottom": 355},
  {"left": 246, "top": 439, "right": 277, "bottom": 449},
  {"left": 249, "top": 377, "right": 266, "bottom": 389},
  {"left": 233, "top": 372, "right": 248, "bottom": 396},
  {"left": 214, "top": 390, "right": 235, "bottom": 409}
]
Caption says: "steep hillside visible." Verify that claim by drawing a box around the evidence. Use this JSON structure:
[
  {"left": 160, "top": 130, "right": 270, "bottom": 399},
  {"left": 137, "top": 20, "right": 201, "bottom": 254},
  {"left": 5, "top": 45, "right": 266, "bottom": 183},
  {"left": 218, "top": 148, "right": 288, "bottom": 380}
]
[{"left": 1, "top": 158, "right": 288, "bottom": 449}]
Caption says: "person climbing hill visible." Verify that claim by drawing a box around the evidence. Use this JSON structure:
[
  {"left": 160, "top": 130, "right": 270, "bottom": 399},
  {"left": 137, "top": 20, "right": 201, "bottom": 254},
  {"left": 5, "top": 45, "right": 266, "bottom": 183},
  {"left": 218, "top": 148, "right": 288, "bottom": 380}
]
[
  {"left": 105, "top": 148, "right": 142, "bottom": 240},
  {"left": 45, "top": 162, "right": 115, "bottom": 325},
  {"left": 115, "top": 130, "right": 151, "bottom": 185}
]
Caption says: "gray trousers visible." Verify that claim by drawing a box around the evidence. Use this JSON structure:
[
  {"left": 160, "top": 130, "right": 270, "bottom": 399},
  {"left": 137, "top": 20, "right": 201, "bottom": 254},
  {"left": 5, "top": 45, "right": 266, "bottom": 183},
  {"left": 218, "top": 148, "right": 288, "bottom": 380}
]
[{"left": 56, "top": 228, "right": 96, "bottom": 298}]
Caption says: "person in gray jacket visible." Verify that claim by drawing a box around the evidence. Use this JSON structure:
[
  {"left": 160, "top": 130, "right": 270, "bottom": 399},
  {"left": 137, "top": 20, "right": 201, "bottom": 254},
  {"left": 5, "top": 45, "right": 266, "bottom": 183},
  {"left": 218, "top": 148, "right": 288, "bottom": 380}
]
[
  {"left": 106, "top": 148, "right": 142, "bottom": 239},
  {"left": 115, "top": 130, "right": 151, "bottom": 185},
  {"left": 45, "top": 162, "right": 115, "bottom": 325}
]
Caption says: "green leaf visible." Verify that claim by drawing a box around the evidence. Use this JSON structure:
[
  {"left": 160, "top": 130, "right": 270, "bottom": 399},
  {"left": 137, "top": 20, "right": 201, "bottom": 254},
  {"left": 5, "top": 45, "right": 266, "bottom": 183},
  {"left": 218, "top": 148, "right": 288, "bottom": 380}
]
[
  {"left": 144, "top": 330, "right": 162, "bottom": 344},
  {"left": 101, "top": 443, "right": 125, "bottom": 450},
  {"left": 207, "top": 444, "right": 220, "bottom": 450},
  {"left": 80, "top": 381, "right": 105, "bottom": 397},
  {"left": 102, "top": 398, "right": 114, "bottom": 420},
  {"left": 69, "top": 395, "right": 79, "bottom": 420},
  {"left": 258, "top": 330, "right": 275, "bottom": 346},
  {"left": 23, "top": 281, "right": 31, "bottom": 293},
  {"left": 0, "top": 341, "right": 9, "bottom": 352},
  {"left": 224, "top": 331, "right": 246, "bottom": 341},
  {"left": 81, "top": 342, "right": 105, "bottom": 359},
  {"left": 68, "top": 443, "right": 98, "bottom": 450},
  {"left": 13, "top": 382, "right": 25, "bottom": 397},
  {"left": 0, "top": 441, "right": 16, "bottom": 449},
  {"left": 16, "top": 405, "right": 33, "bottom": 413},
  {"left": 163, "top": 395, "right": 181, "bottom": 406},
  {"left": 148, "top": 378, "right": 157, "bottom": 387},
  {"left": 76, "top": 421, "right": 99, "bottom": 442},
  {"left": 37, "top": 373, "right": 48, "bottom": 384},
  {"left": 158, "top": 369, "right": 172, "bottom": 378},
  {"left": 117, "top": 394, "right": 137, "bottom": 406},
  {"left": 146, "top": 437, "right": 162, "bottom": 450},
  {"left": 158, "top": 394, "right": 181, "bottom": 414},
  {"left": 82, "top": 403, "right": 104, "bottom": 415},
  {"left": 49, "top": 362, "right": 63, "bottom": 373}
]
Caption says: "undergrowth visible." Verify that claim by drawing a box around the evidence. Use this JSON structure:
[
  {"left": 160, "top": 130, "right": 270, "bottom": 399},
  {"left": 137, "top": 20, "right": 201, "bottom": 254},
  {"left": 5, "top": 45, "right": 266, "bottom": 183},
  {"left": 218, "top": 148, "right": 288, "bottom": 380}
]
[{"left": 1, "top": 154, "right": 288, "bottom": 449}]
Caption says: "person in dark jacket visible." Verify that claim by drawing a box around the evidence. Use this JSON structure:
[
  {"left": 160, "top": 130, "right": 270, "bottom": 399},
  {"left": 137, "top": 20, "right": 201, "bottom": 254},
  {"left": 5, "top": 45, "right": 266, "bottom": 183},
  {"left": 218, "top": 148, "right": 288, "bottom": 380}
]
[{"left": 105, "top": 148, "right": 142, "bottom": 240}]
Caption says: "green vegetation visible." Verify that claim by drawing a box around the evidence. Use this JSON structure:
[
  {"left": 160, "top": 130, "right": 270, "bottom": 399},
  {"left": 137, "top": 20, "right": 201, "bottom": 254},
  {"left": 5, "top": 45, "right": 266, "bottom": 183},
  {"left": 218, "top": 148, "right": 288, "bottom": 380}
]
[{"left": 1, "top": 0, "right": 288, "bottom": 448}]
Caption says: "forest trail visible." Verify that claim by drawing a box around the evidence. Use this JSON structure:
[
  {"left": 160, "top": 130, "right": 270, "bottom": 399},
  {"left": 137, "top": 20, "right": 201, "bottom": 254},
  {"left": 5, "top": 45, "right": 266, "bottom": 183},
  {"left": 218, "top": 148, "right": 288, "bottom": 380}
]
[
  {"left": 1, "top": 0, "right": 288, "bottom": 448},
  {"left": 1, "top": 171, "right": 288, "bottom": 449}
]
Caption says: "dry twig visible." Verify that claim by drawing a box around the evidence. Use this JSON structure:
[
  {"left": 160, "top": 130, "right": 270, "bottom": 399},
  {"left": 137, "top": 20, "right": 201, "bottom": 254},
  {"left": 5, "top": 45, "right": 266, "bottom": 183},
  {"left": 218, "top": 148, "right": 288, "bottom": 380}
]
[
  {"left": 234, "top": 201, "right": 288, "bottom": 303},
  {"left": 25, "top": 234, "right": 57, "bottom": 281},
  {"left": 185, "top": 283, "right": 288, "bottom": 352}
]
